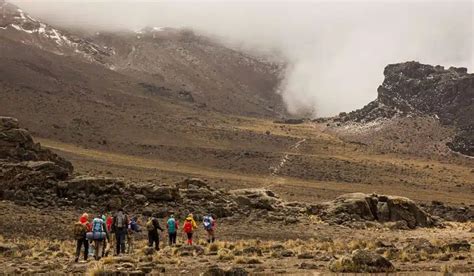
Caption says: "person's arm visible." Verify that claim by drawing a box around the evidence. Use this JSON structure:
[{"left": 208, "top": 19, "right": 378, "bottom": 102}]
[{"left": 157, "top": 220, "right": 164, "bottom": 231}]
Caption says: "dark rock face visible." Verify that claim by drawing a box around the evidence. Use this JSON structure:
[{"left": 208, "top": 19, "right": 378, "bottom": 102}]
[{"left": 337, "top": 62, "right": 474, "bottom": 156}]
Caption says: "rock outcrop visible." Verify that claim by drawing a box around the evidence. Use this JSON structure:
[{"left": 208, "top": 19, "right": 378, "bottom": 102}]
[
  {"left": 0, "top": 117, "right": 72, "bottom": 172},
  {"left": 312, "top": 193, "right": 436, "bottom": 228},
  {"left": 336, "top": 62, "right": 474, "bottom": 156}
]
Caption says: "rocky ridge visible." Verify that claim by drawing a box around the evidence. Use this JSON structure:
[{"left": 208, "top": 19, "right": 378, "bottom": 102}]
[
  {"left": 335, "top": 62, "right": 474, "bottom": 156},
  {"left": 0, "top": 117, "right": 457, "bottom": 229}
]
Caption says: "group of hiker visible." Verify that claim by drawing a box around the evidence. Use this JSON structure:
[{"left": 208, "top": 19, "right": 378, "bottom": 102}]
[{"left": 73, "top": 208, "right": 217, "bottom": 262}]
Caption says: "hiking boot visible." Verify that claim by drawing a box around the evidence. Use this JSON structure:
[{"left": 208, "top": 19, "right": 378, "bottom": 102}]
[{"left": 74, "top": 257, "right": 79, "bottom": 263}]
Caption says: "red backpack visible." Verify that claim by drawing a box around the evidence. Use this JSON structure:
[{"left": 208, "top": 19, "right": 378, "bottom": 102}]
[{"left": 184, "top": 220, "right": 193, "bottom": 233}]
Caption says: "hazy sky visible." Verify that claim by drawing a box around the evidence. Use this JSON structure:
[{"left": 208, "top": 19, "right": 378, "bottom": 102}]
[{"left": 10, "top": 0, "right": 474, "bottom": 116}]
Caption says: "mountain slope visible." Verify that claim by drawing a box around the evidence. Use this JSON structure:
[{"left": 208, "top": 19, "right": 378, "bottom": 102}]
[
  {"left": 88, "top": 28, "right": 286, "bottom": 117},
  {"left": 0, "top": 0, "right": 287, "bottom": 118}
]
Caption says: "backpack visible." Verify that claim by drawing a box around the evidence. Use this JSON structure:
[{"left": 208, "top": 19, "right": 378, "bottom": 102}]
[
  {"left": 146, "top": 218, "right": 155, "bottom": 231},
  {"left": 129, "top": 220, "right": 139, "bottom": 232},
  {"left": 73, "top": 221, "right": 87, "bottom": 239},
  {"left": 115, "top": 212, "right": 126, "bottom": 228},
  {"left": 167, "top": 218, "right": 176, "bottom": 233},
  {"left": 184, "top": 220, "right": 193, "bottom": 233},
  {"left": 203, "top": 216, "right": 213, "bottom": 231},
  {"left": 92, "top": 218, "right": 104, "bottom": 233}
]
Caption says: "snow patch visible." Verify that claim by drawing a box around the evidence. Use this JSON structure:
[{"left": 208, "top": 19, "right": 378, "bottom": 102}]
[{"left": 338, "top": 119, "right": 387, "bottom": 135}]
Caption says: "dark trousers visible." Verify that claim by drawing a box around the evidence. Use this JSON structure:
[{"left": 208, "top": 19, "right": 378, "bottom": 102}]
[
  {"left": 148, "top": 231, "right": 160, "bottom": 250},
  {"left": 75, "top": 238, "right": 89, "bottom": 260},
  {"left": 115, "top": 228, "right": 126, "bottom": 255},
  {"left": 168, "top": 232, "right": 177, "bottom": 245},
  {"left": 186, "top": 232, "right": 193, "bottom": 245}
]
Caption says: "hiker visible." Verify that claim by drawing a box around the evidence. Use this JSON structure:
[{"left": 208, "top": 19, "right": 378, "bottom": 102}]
[
  {"left": 73, "top": 213, "right": 91, "bottom": 262},
  {"left": 166, "top": 215, "right": 178, "bottom": 246},
  {"left": 146, "top": 213, "right": 164, "bottom": 251},
  {"left": 203, "top": 214, "right": 216, "bottom": 243},
  {"left": 112, "top": 208, "right": 129, "bottom": 255},
  {"left": 127, "top": 216, "right": 141, "bottom": 253},
  {"left": 88, "top": 215, "right": 108, "bottom": 260},
  {"left": 183, "top": 214, "right": 197, "bottom": 245},
  {"left": 100, "top": 215, "right": 109, "bottom": 257},
  {"left": 105, "top": 214, "right": 114, "bottom": 256}
]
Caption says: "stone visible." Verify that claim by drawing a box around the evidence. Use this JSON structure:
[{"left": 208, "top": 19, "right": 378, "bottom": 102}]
[
  {"left": 404, "top": 238, "right": 440, "bottom": 254},
  {"left": 443, "top": 240, "right": 470, "bottom": 252},
  {"left": 319, "top": 193, "right": 435, "bottom": 228},
  {"left": 0, "top": 117, "right": 19, "bottom": 131},
  {"left": 0, "top": 243, "right": 19, "bottom": 256},
  {"left": 226, "top": 267, "right": 248, "bottom": 276},
  {"left": 174, "top": 245, "right": 205, "bottom": 256},
  {"left": 299, "top": 262, "right": 318, "bottom": 269},
  {"left": 329, "top": 249, "right": 395, "bottom": 273},
  {"left": 202, "top": 266, "right": 225, "bottom": 276},
  {"left": 297, "top": 252, "right": 315, "bottom": 259}
]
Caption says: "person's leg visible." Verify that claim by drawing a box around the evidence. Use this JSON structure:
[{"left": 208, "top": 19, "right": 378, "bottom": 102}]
[
  {"left": 75, "top": 239, "right": 81, "bottom": 262},
  {"left": 155, "top": 235, "right": 160, "bottom": 251},
  {"left": 130, "top": 234, "right": 134, "bottom": 253},
  {"left": 94, "top": 240, "right": 100, "bottom": 260},
  {"left": 83, "top": 239, "right": 89, "bottom": 261},
  {"left": 172, "top": 233, "right": 177, "bottom": 245},
  {"left": 148, "top": 232, "right": 153, "bottom": 247},
  {"left": 120, "top": 230, "right": 126, "bottom": 254},
  {"left": 211, "top": 230, "right": 215, "bottom": 243},
  {"left": 207, "top": 230, "right": 211, "bottom": 243},
  {"left": 115, "top": 232, "right": 121, "bottom": 255},
  {"left": 102, "top": 239, "right": 107, "bottom": 257},
  {"left": 187, "top": 233, "right": 193, "bottom": 245}
]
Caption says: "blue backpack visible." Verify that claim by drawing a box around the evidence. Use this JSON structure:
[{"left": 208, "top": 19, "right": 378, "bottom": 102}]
[
  {"left": 167, "top": 218, "right": 176, "bottom": 233},
  {"left": 203, "top": 216, "right": 213, "bottom": 231},
  {"left": 87, "top": 218, "right": 106, "bottom": 240},
  {"left": 129, "top": 220, "right": 140, "bottom": 232},
  {"left": 92, "top": 218, "right": 104, "bottom": 233}
]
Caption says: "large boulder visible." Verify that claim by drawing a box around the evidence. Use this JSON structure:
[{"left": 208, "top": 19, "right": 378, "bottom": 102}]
[
  {"left": 230, "top": 188, "right": 281, "bottom": 211},
  {"left": 319, "top": 193, "right": 435, "bottom": 228},
  {"left": 329, "top": 249, "right": 395, "bottom": 273}
]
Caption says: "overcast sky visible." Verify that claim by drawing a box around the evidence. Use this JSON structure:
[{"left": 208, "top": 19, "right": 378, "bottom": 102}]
[{"left": 10, "top": 0, "right": 474, "bottom": 116}]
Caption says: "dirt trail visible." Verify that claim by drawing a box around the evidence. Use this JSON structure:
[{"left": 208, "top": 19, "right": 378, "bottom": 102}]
[{"left": 265, "top": 138, "right": 307, "bottom": 190}]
